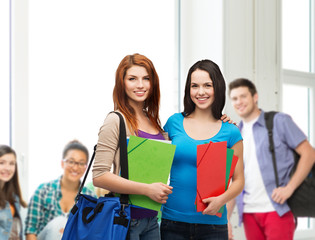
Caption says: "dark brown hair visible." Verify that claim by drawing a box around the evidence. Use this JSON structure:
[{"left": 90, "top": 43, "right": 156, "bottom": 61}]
[
  {"left": 183, "top": 59, "right": 226, "bottom": 119},
  {"left": 113, "top": 53, "right": 163, "bottom": 133},
  {"left": 228, "top": 78, "right": 257, "bottom": 96},
  {"left": 0, "top": 145, "right": 27, "bottom": 208},
  {"left": 62, "top": 139, "right": 89, "bottom": 162}
]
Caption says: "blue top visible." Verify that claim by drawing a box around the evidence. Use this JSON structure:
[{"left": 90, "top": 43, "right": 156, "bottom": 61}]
[
  {"left": 162, "top": 113, "right": 242, "bottom": 224},
  {"left": 236, "top": 110, "right": 306, "bottom": 224},
  {"left": 0, "top": 195, "right": 22, "bottom": 240}
]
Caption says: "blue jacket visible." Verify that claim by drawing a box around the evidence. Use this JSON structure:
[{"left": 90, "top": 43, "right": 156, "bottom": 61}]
[{"left": 0, "top": 195, "right": 23, "bottom": 240}]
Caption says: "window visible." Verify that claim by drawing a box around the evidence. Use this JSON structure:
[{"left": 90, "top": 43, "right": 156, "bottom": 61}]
[
  {"left": 282, "top": 0, "right": 315, "bottom": 236},
  {"left": 282, "top": 83, "right": 311, "bottom": 138},
  {"left": 0, "top": 0, "right": 11, "bottom": 146},
  {"left": 282, "top": 0, "right": 311, "bottom": 72},
  {"left": 282, "top": 0, "right": 314, "bottom": 144}
]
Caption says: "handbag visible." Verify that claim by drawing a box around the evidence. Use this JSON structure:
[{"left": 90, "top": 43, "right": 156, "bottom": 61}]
[
  {"left": 265, "top": 111, "right": 315, "bottom": 217},
  {"left": 62, "top": 112, "right": 131, "bottom": 240}
]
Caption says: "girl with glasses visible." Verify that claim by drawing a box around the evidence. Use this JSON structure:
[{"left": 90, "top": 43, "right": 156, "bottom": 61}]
[{"left": 25, "top": 140, "right": 97, "bottom": 240}]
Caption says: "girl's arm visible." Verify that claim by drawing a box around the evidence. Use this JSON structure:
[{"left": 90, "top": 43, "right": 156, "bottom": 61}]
[
  {"left": 26, "top": 234, "right": 37, "bottom": 240},
  {"left": 93, "top": 113, "right": 172, "bottom": 204},
  {"left": 93, "top": 172, "right": 172, "bottom": 204}
]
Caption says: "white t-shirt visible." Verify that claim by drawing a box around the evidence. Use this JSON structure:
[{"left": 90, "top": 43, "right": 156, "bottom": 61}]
[
  {"left": 242, "top": 117, "right": 274, "bottom": 213},
  {"left": 37, "top": 215, "right": 68, "bottom": 240}
]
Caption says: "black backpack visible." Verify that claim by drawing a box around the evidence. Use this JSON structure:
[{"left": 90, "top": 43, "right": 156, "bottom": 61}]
[{"left": 265, "top": 111, "right": 315, "bottom": 217}]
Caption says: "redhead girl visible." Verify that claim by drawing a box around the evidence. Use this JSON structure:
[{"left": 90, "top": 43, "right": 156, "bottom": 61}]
[{"left": 93, "top": 53, "right": 173, "bottom": 240}]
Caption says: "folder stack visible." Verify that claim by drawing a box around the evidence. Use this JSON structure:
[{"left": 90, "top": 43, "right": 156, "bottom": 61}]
[{"left": 196, "top": 141, "right": 238, "bottom": 217}]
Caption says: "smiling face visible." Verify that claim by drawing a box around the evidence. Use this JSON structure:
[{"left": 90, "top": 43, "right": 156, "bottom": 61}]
[
  {"left": 190, "top": 69, "right": 215, "bottom": 111},
  {"left": 0, "top": 153, "right": 16, "bottom": 184},
  {"left": 124, "top": 65, "right": 151, "bottom": 108},
  {"left": 61, "top": 149, "right": 87, "bottom": 183},
  {"left": 229, "top": 86, "right": 259, "bottom": 120}
]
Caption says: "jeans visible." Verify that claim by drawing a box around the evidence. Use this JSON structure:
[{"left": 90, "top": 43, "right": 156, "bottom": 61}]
[
  {"left": 160, "top": 219, "right": 228, "bottom": 240},
  {"left": 127, "top": 216, "right": 160, "bottom": 240}
]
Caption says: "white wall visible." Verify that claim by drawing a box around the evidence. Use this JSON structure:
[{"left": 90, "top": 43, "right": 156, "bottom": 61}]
[
  {"left": 179, "top": 0, "right": 223, "bottom": 111},
  {"left": 0, "top": 0, "right": 11, "bottom": 145},
  {"left": 11, "top": 0, "right": 30, "bottom": 199},
  {"left": 23, "top": 0, "right": 177, "bottom": 198},
  {"left": 224, "top": 0, "right": 281, "bottom": 124}
]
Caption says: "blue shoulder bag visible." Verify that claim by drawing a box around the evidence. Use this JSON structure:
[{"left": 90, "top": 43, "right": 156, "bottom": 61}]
[{"left": 62, "top": 112, "right": 131, "bottom": 240}]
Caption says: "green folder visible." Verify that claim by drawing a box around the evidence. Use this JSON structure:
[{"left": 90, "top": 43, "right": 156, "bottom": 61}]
[
  {"left": 127, "top": 135, "right": 176, "bottom": 211},
  {"left": 225, "top": 148, "right": 235, "bottom": 190},
  {"left": 217, "top": 148, "right": 235, "bottom": 214}
]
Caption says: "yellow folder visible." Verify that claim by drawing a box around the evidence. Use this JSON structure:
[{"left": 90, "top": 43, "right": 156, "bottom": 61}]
[{"left": 127, "top": 135, "right": 176, "bottom": 211}]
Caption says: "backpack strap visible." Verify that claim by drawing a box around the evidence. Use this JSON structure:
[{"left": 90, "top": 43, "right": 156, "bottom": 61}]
[{"left": 264, "top": 111, "right": 280, "bottom": 187}]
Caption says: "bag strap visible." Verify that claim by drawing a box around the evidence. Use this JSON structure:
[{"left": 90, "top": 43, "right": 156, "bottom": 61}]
[
  {"left": 264, "top": 111, "right": 280, "bottom": 187},
  {"left": 114, "top": 111, "right": 129, "bottom": 204},
  {"left": 76, "top": 111, "right": 129, "bottom": 204}
]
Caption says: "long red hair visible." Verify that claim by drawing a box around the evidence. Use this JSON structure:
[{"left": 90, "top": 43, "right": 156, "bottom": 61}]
[{"left": 113, "top": 53, "right": 163, "bottom": 134}]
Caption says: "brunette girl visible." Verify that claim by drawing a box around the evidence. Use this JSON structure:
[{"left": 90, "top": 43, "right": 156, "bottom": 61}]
[
  {"left": 160, "top": 60, "right": 245, "bottom": 240},
  {"left": 0, "top": 145, "right": 27, "bottom": 240}
]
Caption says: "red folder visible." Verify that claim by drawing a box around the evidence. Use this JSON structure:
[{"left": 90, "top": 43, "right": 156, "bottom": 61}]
[
  {"left": 197, "top": 141, "right": 227, "bottom": 200},
  {"left": 196, "top": 141, "right": 238, "bottom": 217},
  {"left": 196, "top": 189, "right": 207, "bottom": 212},
  {"left": 227, "top": 154, "right": 238, "bottom": 188}
]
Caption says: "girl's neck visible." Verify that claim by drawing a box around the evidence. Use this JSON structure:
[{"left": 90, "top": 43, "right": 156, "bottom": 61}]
[
  {"left": 60, "top": 176, "right": 80, "bottom": 192},
  {"left": 128, "top": 101, "right": 145, "bottom": 116},
  {"left": 189, "top": 108, "right": 216, "bottom": 122},
  {"left": 129, "top": 102, "right": 147, "bottom": 120},
  {"left": 135, "top": 107, "right": 146, "bottom": 119}
]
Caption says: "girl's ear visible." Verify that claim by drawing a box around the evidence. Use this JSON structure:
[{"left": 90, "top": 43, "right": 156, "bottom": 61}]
[{"left": 61, "top": 160, "right": 65, "bottom": 169}]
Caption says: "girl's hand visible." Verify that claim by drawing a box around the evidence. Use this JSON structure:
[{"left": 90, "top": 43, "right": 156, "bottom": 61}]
[
  {"left": 202, "top": 196, "right": 224, "bottom": 215},
  {"left": 146, "top": 182, "right": 173, "bottom": 204},
  {"left": 221, "top": 114, "right": 236, "bottom": 125}
]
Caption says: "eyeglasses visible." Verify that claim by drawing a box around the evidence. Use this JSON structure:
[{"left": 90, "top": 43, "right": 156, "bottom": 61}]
[{"left": 63, "top": 159, "right": 87, "bottom": 169}]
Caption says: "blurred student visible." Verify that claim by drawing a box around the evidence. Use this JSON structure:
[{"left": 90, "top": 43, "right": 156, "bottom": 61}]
[
  {"left": 25, "top": 140, "right": 96, "bottom": 240},
  {"left": 0, "top": 145, "right": 27, "bottom": 240},
  {"left": 228, "top": 78, "right": 315, "bottom": 240}
]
